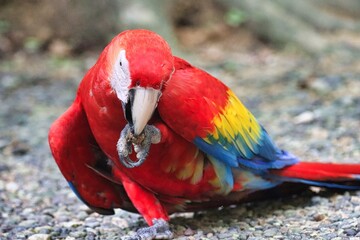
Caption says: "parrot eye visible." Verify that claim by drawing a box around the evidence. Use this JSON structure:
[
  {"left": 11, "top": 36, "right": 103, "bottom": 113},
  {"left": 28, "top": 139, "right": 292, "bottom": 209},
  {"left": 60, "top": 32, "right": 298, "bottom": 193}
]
[{"left": 119, "top": 61, "right": 122, "bottom": 66}]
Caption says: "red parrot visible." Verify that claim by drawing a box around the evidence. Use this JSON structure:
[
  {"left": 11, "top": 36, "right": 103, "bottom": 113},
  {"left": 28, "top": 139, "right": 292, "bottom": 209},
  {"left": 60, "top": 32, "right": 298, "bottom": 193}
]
[{"left": 48, "top": 29, "right": 360, "bottom": 239}]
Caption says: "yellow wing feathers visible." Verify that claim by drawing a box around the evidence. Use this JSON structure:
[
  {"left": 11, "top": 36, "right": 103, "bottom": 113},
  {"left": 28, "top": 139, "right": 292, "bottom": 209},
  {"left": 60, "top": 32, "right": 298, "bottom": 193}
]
[{"left": 208, "top": 90, "right": 262, "bottom": 155}]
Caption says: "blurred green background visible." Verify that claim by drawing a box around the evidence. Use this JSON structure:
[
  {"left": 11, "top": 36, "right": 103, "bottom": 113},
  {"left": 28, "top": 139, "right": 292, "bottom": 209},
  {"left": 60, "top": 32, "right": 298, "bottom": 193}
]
[{"left": 1, "top": 0, "right": 360, "bottom": 57}]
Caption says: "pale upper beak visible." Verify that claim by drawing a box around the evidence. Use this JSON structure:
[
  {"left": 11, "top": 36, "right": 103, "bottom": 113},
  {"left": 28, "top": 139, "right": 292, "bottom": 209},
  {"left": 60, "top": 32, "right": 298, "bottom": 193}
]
[{"left": 122, "top": 88, "right": 161, "bottom": 135}]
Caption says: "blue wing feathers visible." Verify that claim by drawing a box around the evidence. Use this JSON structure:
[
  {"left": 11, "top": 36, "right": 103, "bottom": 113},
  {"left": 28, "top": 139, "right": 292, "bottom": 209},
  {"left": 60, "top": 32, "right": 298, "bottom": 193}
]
[
  {"left": 208, "top": 156, "right": 234, "bottom": 193},
  {"left": 194, "top": 137, "right": 238, "bottom": 167},
  {"left": 194, "top": 126, "right": 298, "bottom": 171}
]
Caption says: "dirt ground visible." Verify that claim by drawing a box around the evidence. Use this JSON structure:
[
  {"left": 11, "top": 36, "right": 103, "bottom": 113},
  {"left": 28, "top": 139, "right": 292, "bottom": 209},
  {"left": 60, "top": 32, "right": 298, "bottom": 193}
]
[{"left": 0, "top": 28, "right": 359, "bottom": 239}]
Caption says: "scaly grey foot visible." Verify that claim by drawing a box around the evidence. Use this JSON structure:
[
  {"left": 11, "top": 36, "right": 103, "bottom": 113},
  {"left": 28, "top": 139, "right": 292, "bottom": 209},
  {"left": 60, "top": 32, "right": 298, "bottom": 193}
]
[
  {"left": 117, "top": 124, "right": 161, "bottom": 168},
  {"left": 121, "top": 219, "right": 173, "bottom": 240}
]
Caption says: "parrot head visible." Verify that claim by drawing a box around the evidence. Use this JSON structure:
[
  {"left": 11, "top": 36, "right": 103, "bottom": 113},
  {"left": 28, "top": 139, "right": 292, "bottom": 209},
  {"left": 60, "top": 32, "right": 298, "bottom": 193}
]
[{"left": 106, "top": 29, "right": 174, "bottom": 135}]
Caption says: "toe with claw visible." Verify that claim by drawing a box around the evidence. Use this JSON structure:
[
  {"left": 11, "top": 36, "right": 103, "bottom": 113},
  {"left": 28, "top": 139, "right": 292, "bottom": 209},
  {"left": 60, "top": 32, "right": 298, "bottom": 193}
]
[
  {"left": 122, "top": 219, "right": 173, "bottom": 240},
  {"left": 117, "top": 124, "right": 161, "bottom": 168}
]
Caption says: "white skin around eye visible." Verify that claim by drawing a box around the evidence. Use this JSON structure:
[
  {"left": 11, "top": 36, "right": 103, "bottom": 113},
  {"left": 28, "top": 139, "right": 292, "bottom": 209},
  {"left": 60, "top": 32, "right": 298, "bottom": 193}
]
[{"left": 110, "top": 49, "right": 131, "bottom": 103}]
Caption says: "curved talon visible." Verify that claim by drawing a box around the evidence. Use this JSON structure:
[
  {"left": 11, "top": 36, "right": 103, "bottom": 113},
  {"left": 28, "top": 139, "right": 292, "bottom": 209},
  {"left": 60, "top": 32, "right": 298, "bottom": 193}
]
[
  {"left": 117, "top": 124, "right": 160, "bottom": 168},
  {"left": 119, "top": 154, "right": 148, "bottom": 169}
]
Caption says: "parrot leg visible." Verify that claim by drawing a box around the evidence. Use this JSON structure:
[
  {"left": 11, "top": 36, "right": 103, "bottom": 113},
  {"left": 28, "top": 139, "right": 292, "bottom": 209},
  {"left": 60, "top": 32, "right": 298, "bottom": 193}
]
[
  {"left": 113, "top": 171, "right": 172, "bottom": 239},
  {"left": 122, "top": 219, "right": 172, "bottom": 240},
  {"left": 117, "top": 124, "right": 161, "bottom": 168}
]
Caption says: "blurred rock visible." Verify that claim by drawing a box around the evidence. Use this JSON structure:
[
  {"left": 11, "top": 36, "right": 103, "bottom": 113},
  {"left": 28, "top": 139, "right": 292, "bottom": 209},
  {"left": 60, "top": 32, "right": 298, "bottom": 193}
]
[
  {"left": 300, "top": 75, "right": 344, "bottom": 95},
  {"left": 3, "top": 140, "right": 30, "bottom": 156},
  {"left": 294, "top": 111, "right": 316, "bottom": 124},
  {"left": 28, "top": 233, "right": 51, "bottom": 240},
  {"left": 184, "top": 228, "right": 195, "bottom": 236},
  {"left": 5, "top": 182, "right": 18, "bottom": 193}
]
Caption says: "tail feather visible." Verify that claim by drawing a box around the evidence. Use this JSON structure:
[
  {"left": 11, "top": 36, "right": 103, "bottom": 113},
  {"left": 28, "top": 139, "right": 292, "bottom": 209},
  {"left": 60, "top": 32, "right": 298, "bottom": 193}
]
[{"left": 270, "top": 162, "right": 360, "bottom": 190}]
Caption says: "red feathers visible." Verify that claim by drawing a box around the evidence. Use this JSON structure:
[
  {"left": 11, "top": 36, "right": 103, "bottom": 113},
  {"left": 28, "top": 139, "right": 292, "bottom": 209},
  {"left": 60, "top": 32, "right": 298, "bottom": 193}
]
[{"left": 49, "top": 30, "right": 360, "bottom": 239}]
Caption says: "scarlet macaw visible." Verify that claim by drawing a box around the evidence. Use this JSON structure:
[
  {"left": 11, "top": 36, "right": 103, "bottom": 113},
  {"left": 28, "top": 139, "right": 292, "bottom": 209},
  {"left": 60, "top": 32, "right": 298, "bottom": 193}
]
[{"left": 49, "top": 29, "right": 360, "bottom": 239}]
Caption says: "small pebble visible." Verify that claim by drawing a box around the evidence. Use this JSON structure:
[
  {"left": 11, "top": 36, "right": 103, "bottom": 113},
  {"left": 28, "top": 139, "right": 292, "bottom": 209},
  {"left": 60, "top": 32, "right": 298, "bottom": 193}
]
[
  {"left": 294, "top": 111, "right": 316, "bottom": 124},
  {"left": 19, "top": 220, "right": 37, "bottom": 228},
  {"left": 65, "top": 237, "right": 76, "bottom": 240},
  {"left": 313, "top": 213, "right": 326, "bottom": 221},
  {"left": 69, "top": 230, "right": 86, "bottom": 238},
  {"left": 28, "top": 234, "right": 51, "bottom": 240},
  {"left": 184, "top": 228, "right": 195, "bottom": 236},
  {"left": 62, "top": 221, "right": 83, "bottom": 228},
  {"left": 34, "top": 226, "right": 52, "bottom": 234},
  {"left": 264, "top": 228, "right": 277, "bottom": 237},
  {"left": 344, "top": 229, "right": 357, "bottom": 236},
  {"left": 5, "top": 182, "right": 19, "bottom": 193},
  {"left": 85, "top": 220, "right": 100, "bottom": 228}
]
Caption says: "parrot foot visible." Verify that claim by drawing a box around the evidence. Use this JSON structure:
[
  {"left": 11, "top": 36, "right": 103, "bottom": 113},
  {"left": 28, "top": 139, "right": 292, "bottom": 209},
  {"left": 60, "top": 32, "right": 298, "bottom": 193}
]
[
  {"left": 117, "top": 124, "right": 161, "bottom": 168},
  {"left": 122, "top": 219, "right": 173, "bottom": 240}
]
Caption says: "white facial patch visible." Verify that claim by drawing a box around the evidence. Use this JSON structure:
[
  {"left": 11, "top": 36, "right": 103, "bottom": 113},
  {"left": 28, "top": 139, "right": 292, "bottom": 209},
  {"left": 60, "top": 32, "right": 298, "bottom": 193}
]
[{"left": 110, "top": 50, "right": 131, "bottom": 103}]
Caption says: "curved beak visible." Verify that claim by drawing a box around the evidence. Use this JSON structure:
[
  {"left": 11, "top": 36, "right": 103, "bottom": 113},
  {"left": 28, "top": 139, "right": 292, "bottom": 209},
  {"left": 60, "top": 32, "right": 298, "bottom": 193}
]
[{"left": 122, "top": 88, "right": 161, "bottom": 136}]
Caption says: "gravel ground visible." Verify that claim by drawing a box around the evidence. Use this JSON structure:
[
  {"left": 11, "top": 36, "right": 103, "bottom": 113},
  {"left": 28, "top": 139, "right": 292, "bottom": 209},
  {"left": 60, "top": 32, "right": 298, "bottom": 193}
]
[{"left": 0, "top": 48, "right": 359, "bottom": 239}]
